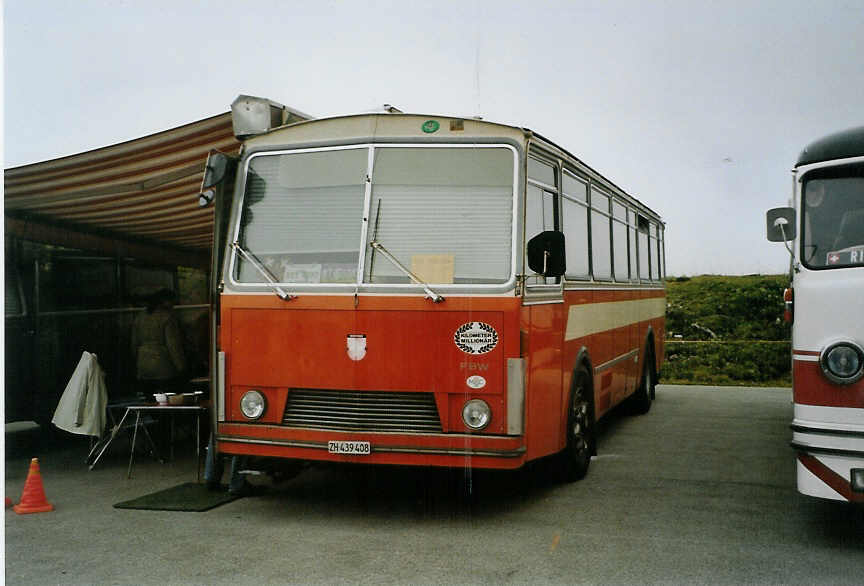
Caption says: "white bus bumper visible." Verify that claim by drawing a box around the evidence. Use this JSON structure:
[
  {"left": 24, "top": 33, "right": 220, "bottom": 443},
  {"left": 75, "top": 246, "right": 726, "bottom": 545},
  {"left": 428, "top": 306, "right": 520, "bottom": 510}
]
[{"left": 791, "top": 404, "right": 864, "bottom": 502}]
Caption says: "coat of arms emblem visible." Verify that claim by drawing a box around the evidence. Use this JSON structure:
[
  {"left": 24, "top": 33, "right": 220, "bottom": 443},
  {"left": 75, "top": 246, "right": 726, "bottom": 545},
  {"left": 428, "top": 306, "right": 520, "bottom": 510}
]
[{"left": 347, "top": 334, "right": 367, "bottom": 361}]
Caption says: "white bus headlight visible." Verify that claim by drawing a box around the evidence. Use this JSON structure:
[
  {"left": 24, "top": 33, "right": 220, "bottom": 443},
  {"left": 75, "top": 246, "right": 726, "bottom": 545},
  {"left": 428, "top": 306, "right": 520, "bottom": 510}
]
[
  {"left": 462, "top": 399, "right": 491, "bottom": 430},
  {"left": 240, "top": 390, "right": 267, "bottom": 419},
  {"left": 821, "top": 342, "right": 864, "bottom": 384}
]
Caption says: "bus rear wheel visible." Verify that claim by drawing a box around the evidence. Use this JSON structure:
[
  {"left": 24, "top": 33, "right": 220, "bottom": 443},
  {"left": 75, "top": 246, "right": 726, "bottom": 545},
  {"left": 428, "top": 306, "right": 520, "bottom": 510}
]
[
  {"left": 627, "top": 346, "right": 654, "bottom": 415},
  {"left": 559, "top": 366, "right": 594, "bottom": 482}
]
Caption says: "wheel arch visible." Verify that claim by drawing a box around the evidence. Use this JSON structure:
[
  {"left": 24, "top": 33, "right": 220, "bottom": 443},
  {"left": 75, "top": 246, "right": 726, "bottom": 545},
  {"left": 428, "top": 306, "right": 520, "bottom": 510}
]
[{"left": 569, "top": 346, "right": 597, "bottom": 456}]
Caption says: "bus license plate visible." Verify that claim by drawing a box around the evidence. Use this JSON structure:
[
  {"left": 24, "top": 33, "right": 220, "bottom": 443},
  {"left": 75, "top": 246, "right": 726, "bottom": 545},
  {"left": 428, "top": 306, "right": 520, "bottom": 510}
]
[{"left": 328, "top": 441, "right": 371, "bottom": 455}]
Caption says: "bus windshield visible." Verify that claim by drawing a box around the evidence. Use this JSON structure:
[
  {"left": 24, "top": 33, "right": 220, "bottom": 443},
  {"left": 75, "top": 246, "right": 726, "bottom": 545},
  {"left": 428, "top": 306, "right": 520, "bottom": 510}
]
[
  {"left": 802, "top": 165, "right": 864, "bottom": 269},
  {"left": 234, "top": 145, "right": 515, "bottom": 286}
]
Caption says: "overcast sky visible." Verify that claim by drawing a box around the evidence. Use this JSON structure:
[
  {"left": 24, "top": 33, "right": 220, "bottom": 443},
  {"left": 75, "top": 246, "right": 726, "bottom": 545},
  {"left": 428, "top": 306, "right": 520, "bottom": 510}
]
[{"left": 4, "top": 0, "right": 863, "bottom": 276}]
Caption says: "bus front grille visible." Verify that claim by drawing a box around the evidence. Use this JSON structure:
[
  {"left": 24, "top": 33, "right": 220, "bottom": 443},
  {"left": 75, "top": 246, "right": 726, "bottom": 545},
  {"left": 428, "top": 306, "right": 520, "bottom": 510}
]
[{"left": 282, "top": 389, "right": 442, "bottom": 433}]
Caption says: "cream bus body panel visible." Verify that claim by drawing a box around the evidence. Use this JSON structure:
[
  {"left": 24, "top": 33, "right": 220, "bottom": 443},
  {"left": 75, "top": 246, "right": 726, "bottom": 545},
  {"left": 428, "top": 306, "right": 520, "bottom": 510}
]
[{"left": 244, "top": 114, "right": 528, "bottom": 150}]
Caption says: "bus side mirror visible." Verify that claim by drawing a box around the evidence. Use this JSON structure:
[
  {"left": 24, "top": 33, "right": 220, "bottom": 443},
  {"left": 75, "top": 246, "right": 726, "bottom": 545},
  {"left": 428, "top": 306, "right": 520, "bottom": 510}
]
[
  {"left": 527, "top": 231, "right": 566, "bottom": 277},
  {"left": 203, "top": 152, "right": 231, "bottom": 189},
  {"left": 199, "top": 152, "right": 235, "bottom": 208},
  {"left": 766, "top": 207, "right": 796, "bottom": 242}
]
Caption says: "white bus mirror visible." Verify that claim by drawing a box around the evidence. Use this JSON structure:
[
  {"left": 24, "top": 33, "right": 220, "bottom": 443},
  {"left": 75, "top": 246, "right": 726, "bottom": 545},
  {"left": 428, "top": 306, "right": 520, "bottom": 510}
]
[{"left": 766, "top": 207, "right": 796, "bottom": 242}]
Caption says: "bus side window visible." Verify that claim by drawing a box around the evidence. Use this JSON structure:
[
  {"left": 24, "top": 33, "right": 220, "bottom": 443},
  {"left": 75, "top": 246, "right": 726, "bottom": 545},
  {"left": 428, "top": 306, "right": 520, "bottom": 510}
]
[
  {"left": 649, "top": 222, "right": 659, "bottom": 281},
  {"left": 562, "top": 170, "right": 589, "bottom": 279},
  {"left": 591, "top": 187, "right": 612, "bottom": 280},
  {"left": 637, "top": 215, "right": 650, "bottom": 280},
  {"left": 543, "top": 190, "right": 556, "bottom": 230},
  {"left": 658, "top": 226, "right": 666, "bottom": 280},
  {"left": 628, "top": 209, "right": 638, "bottom": 281},
  {"left": 612, "top": 200, "right": 628, "bottom": 281},
  {"left": 527, "top": 185, "right": 558, "bottom": 233},
  {"left": 527, "top": 156, "right": 559, "bottom": 284},
  {"left": 526, "top": 184, "right": 545, "bottom": 240}
]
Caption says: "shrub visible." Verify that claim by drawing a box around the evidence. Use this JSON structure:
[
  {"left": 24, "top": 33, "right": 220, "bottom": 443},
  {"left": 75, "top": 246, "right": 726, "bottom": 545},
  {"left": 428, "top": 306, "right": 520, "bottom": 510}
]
[
  {"left": 662, "top": 274, "right": 791, "bottom": 386},
  {"left": 665, "top": 274, "right": 791, "bottom": 341}
]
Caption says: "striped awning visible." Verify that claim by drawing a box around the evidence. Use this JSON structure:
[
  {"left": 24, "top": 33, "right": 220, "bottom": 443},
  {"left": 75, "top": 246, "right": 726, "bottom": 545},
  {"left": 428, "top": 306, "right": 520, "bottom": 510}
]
[{"left": 4, "top": 113, "right": 241, "bottom": 263}]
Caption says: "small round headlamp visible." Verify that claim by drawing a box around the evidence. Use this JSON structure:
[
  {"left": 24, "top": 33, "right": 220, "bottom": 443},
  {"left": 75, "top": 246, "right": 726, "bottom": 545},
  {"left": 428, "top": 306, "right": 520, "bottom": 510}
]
[
  {"left": 820, "top": 342, "right": 864, "bottom": 385},
  {"left": 462, "top": 399, "right": 491, "bottom": 430},
  {"left": 240, "top": 390, "right": 267, "bottom": 419}
]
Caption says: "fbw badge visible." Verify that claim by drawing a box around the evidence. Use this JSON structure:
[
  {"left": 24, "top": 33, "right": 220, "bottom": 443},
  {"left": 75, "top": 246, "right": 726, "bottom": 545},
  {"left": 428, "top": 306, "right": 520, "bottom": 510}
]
[
  {"left": 454, "top": 322, "right": 499, "bottom": 355},
  {"left": 347, "top": 334, "right": 367, "bottom": 361}
]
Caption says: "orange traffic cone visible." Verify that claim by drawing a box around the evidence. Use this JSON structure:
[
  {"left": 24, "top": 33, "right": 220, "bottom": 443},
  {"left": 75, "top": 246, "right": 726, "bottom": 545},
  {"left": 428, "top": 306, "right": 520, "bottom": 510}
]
[{"left": 13, "top": 458, "right": 54, "bottom": 514}]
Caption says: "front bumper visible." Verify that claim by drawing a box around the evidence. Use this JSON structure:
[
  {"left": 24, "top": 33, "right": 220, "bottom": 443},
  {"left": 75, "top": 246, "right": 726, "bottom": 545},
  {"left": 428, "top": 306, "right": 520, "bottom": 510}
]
[
  {"left": 217, "top": 422, "right": 527, "bottom": 470},
  {"left": 791, "top": 403, "right": 864, "bottom": 502}
]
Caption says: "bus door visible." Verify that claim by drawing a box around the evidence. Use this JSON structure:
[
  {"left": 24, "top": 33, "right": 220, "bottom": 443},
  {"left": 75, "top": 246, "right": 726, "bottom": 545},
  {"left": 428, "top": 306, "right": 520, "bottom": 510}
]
[{"left": 524, "top": 154, "right": 565, "bottom": 459}]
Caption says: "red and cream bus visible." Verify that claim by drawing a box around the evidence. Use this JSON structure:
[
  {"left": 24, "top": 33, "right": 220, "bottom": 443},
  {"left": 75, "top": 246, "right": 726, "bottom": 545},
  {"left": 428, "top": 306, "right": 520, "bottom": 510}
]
[
  {"left": 203, "top": 96, "right": 666, "bottom": 482},
  {"left": 767, "top": 126, "right": 864, "bottom": 502}
]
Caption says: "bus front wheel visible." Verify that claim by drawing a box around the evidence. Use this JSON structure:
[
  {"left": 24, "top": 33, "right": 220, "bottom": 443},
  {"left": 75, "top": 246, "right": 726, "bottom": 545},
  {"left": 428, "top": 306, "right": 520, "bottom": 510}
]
[{"left": 559, "top": 366, "right": 594, "bottom": 482}]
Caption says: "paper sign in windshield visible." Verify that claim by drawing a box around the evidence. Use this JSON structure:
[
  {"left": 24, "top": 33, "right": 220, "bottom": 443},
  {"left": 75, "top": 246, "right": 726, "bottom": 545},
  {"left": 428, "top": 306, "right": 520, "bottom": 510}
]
[
  {"left": 455, "top": 322, "right": 499, "bottom": 355},
  {"left": 411, "top": 254, "right": 454, "bottom": 284},
  {"left": 826, "top": 246, "right": 864, "bottom": 266}
]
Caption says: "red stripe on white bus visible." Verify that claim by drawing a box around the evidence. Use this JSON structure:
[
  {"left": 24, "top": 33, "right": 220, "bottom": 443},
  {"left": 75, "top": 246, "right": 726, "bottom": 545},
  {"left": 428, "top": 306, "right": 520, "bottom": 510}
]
[
  {"left": 797, "top": 453, "right": 864, "bottom": 503},
  {"left": 793, "top": 360, "right": 864, "bottom": 408}
]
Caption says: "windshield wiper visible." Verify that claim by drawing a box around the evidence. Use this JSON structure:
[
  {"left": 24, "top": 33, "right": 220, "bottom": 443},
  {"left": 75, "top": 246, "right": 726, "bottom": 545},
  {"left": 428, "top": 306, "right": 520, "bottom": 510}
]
[
  {"left": 232, "top": 241, "right": 296, "bottom": 301},
  {"left": 368, "top": 240, "right": 445, "bottom": 303}
]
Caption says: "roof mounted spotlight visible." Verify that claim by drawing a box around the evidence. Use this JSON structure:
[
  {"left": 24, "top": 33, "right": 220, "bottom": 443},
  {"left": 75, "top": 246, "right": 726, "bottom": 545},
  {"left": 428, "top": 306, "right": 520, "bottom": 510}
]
[{"left": 230, "top": 95, "right": 313, "bottom": 139}]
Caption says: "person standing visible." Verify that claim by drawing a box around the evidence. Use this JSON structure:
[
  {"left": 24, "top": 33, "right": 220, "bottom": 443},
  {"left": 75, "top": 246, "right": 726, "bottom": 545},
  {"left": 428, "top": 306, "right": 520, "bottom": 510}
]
[{"left": 131, "top": 289, "right": 187, "bottom": 401}]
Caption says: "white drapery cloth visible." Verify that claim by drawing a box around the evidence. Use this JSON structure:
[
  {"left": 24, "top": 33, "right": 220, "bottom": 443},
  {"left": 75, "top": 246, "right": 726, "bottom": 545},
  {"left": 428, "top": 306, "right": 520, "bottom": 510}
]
[{"left": 52, "top": 351, "right": 108, "bottom": 438}]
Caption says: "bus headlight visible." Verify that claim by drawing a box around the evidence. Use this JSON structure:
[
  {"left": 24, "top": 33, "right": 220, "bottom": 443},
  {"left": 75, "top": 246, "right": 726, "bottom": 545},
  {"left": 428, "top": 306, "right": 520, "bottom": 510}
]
[
  {"left": 240, "top": 390, "right": 267, "bottom": 420},
  {"left": 820, "top": 342, "right": 864, "bottom": 385},
  {"left": 462, "top": 399, "right": 491, "bottom": 430}
]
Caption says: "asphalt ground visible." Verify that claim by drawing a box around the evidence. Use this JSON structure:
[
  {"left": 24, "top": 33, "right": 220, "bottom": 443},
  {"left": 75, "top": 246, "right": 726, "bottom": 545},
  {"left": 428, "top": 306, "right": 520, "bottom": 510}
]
[{"left": 4, "top": 385, "right": 863, "bottom": 585}]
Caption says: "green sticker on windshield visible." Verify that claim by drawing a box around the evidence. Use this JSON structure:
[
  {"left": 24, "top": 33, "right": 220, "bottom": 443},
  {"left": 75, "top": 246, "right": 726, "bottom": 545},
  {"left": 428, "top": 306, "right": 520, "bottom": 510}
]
[{"left": 422, "top": 120, "right": 440, "bottom": 133}]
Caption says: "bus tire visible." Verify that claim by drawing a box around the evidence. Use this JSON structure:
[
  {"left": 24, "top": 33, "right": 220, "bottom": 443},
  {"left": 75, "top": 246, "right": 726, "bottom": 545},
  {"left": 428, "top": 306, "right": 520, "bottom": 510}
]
[
  {"left": 559, "top": 365, "right": 594, "bottom": 482},
  {"left": 627, "top": 345, "right": 655, "bottom": 415}
]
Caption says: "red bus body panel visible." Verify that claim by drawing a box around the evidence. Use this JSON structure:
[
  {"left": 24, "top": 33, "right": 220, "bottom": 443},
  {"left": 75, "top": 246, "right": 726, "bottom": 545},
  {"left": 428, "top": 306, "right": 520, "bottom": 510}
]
[{"left": 216, "top": 287, "right": 665, "bottom": 470}]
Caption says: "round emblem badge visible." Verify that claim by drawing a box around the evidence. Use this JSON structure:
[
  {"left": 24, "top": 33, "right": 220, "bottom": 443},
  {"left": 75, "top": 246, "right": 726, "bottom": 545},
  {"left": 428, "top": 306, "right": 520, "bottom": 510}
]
[
  {"left": 454, "top": 322, "right": 499, "bottom": 355},
  {"left": 421, "top": 120, "right": 440, "bottom": 133},
  {"left": 466, "top": 375, "right": 487, "bottom": 389}
]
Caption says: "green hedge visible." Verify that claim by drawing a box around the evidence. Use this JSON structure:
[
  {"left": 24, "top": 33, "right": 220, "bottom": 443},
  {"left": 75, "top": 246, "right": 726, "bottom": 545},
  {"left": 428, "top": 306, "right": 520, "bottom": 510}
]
[
  {"left": 663, "top": 275, "right": 792, "bottom": 386},
  {"left": 665, "top": 274, "right": 791, "bottom": 341},
  {"left": 662, "top": 341, "right": 791, "bottom": 386}
]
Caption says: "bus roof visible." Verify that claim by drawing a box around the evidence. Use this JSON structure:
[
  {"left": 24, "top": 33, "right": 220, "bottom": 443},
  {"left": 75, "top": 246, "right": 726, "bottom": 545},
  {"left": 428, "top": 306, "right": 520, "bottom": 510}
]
[
  {"left": 251, "top": 112, "right": 664, "bottom": 223},
  {"left": 796, "top": 125, "right": 864, "bottom": 167}
]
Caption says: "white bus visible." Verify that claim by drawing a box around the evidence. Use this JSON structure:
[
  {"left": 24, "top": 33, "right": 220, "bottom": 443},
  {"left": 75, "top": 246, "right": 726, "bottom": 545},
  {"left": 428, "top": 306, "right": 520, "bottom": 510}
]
[{"left": 766, "top": 126, "right": 864, "bottom": 502}]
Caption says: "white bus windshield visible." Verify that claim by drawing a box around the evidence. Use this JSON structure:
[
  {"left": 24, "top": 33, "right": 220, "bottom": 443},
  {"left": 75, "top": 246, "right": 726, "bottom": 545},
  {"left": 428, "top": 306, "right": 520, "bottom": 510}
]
[
  {"left": 802, "top": 165, "right": 864, "bottom": 269},
  {"left": 234, "top": 145, "right": 515, "bottom": 286}
]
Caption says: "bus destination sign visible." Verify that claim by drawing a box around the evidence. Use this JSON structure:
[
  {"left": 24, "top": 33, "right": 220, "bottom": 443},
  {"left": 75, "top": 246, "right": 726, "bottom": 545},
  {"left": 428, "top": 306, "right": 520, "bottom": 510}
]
[{"left": 827, "top": 246, "right": 864, "bottom": 265}]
